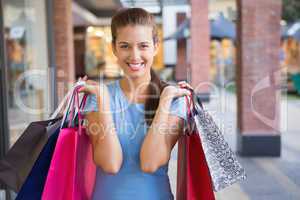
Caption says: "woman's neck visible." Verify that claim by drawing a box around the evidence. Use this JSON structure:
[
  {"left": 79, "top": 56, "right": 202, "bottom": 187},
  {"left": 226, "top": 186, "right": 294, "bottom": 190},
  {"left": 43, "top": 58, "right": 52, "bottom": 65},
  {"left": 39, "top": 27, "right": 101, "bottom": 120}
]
[{"left": 119, "top": 74, "right": 151, "bottom": 104}]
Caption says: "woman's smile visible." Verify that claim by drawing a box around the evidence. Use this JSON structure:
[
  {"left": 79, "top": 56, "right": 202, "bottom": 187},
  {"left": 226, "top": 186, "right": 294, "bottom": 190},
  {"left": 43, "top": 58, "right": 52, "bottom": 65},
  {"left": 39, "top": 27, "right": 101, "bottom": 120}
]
[{"left": 126, "top": 62, "right": 146, "bottom": 71}]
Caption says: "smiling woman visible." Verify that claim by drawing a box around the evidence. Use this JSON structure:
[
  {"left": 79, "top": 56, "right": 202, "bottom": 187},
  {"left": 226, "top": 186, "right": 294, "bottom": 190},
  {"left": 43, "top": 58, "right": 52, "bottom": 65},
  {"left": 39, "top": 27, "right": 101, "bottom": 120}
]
[
  {"left": 111, "top": 13, "right": 158, "bottom": 79},
  {"left": 79, "top": 7, "right": 192, "bottom": 200}
]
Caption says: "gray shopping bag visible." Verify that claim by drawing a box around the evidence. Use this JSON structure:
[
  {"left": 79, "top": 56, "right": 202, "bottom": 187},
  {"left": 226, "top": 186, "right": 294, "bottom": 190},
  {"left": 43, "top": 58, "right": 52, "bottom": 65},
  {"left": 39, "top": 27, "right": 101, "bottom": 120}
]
[{"left": 192, "top": 95, "right": 247, "bottom": 191}]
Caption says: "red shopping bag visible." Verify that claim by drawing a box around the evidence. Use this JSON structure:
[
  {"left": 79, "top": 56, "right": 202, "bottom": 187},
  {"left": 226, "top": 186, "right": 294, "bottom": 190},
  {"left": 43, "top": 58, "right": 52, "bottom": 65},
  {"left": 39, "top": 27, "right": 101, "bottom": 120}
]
[
  {"left": 42, "top": 87, "right": 96, "bottom": 200},
  {"left": 176, "top": 94, "right": 215, "bottom": 200}
]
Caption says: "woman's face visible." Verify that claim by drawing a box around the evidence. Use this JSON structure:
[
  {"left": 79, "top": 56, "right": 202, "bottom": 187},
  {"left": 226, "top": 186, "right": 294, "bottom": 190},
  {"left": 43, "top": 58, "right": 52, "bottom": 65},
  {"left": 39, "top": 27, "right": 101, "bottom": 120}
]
[{"left": 112, "top": 25, "right": 158, "bottom": 79}]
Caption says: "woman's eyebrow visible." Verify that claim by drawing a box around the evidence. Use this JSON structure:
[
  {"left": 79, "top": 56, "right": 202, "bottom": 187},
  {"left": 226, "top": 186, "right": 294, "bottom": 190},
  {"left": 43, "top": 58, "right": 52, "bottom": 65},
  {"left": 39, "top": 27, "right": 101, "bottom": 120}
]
[
  {"left": 118, "top": 41, "right": 129, "bottom": 45},
  {"left": 117, "top": 41, "right": 151, "bottom": 45},
  {"left": 140, "top": 41, "right": 151, "bottom": 44}
]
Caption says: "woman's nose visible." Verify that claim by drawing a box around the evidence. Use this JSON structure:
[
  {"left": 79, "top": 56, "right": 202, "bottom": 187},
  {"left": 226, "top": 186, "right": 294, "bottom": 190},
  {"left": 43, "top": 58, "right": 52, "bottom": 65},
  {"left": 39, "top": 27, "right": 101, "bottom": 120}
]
[{"left": 129, "top": 47, "right": 141, "bottom": 59}]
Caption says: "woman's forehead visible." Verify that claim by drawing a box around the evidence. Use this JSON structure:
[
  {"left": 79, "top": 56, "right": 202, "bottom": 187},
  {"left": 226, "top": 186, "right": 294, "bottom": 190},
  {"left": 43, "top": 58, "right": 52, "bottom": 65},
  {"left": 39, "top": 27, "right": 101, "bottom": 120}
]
[{"left": 115, "top": 25, "right": 153, "bottom": 42}]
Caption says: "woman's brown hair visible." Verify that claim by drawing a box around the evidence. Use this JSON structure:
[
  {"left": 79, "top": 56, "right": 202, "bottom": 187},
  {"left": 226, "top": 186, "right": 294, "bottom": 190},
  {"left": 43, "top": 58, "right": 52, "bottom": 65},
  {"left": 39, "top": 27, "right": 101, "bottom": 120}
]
[{"left": 111, "top": 7, "right": 168, "bottom": 126}]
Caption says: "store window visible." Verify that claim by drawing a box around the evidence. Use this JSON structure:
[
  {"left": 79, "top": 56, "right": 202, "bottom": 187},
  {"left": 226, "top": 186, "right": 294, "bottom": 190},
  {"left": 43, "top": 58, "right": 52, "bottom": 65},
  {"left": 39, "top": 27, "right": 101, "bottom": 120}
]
[
  {"left": 2, "top": 0, "right": 51, "bottom": 146},
  {"left": 85, "top": 26, "right": 122, "bottom": 78}
]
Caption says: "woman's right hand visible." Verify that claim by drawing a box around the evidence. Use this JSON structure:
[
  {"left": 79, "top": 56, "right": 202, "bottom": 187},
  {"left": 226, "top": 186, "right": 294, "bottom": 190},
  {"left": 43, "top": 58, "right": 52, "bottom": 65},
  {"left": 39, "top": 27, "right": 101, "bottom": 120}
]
[
  {"left": 77, "top": 76, "right": 110, "bottom": 110},
  {"left": 77, "top": 75, "right": 107, "bottom": 96}
]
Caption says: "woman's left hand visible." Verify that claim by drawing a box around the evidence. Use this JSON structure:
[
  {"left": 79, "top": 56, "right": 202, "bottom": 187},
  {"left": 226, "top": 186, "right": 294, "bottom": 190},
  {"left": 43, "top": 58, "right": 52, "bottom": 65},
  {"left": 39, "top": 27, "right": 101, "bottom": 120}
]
[
  {"left": 159, "top": 81, "right": 193, "bottom": 108},
  {"left": 177, "top": 81, "right": 193, "bottom": 91}
]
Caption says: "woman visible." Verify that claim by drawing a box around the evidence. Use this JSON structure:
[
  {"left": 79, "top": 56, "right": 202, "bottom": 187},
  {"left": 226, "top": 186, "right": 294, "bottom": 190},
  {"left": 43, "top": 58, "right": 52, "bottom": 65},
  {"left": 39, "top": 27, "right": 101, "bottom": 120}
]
[{"left": 79, "top": 7, "right": 193, "bottom": 200}]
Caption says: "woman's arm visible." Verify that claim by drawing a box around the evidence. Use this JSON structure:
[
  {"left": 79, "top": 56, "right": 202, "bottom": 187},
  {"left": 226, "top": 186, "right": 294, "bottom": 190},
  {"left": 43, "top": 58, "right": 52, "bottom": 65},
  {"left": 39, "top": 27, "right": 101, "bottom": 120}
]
[
  {"left": 81, "top": 81, "right": 123, "bottom": 174},
  {"left": 140, "top": 84, "right": 190, "bottom": 173}
]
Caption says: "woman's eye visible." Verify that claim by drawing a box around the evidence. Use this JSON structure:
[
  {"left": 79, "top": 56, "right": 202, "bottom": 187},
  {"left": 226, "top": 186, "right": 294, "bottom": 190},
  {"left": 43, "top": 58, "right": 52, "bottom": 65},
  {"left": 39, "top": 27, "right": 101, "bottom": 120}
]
[
  {"left": 120, "top": 45, "right": 128, "bottom": 49},
  {"left": 140, "top": 45, "right": 149, "bottom": 49}
]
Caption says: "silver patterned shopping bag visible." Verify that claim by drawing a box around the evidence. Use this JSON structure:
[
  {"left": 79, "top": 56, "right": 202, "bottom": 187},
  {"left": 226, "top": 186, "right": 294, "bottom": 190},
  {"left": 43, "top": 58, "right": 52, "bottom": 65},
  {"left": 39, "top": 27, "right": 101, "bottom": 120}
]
[{"left": 188, "top": 93, "right": 247, "bottom": 191}]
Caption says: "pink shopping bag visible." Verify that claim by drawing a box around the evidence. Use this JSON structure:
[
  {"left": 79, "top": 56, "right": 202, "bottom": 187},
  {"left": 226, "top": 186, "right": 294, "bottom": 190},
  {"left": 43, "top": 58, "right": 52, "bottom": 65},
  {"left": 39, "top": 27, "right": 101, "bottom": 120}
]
[{"left": 42, "top": 86, "right": 96, "bottom": 200}]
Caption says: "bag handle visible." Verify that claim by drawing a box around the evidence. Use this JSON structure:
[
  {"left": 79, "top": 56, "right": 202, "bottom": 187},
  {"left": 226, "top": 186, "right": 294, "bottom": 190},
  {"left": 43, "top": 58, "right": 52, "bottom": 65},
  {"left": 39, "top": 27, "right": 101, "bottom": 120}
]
[
  {"left": 64, "top": 86, "right": 88, "bottom": 135},
  {"left": 180, "top": 85, "right": 204, "bottom": 135},
  {"left": 51, "top": 80, "right": 86, "bottom": 120},
  {"left": 179, "top": 86, "right": 197, "bottom": 117},
  {"left": 50, "top": 89, "right": 72, "bottom": 119},
  {"left": 70, "top": 87, "right": 88, "bottom": 124},
  {"left": 182, "top": 86, "right": 203, "bottom": 112},
  {"left": 73, "top": 87, "right": 88, "bottom": 135},
  {"left": 60, "top": 82, "right": 87, "bottom": 129},
  {"left": 60, "top": 88, "right": 76, "bottom": 129}
]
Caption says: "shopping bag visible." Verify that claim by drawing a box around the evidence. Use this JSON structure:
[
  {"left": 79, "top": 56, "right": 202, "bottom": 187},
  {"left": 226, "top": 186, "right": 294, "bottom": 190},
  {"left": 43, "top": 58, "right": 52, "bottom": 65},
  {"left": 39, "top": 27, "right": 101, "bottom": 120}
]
[
  {"left": 178, "top": 90, "right": 246, "bottom": 194},
  {"left": 176, "top": 95, "right": 216, "bottom": 200},
  {"left": 192, "top": 94, "right": 247, "bottom": 191},
  {"left": 42, "top": 86, "right": 96, "bottom": 200},
  {"left": 0, "top": 80, "right": 79, "bottom": 193},
  {"left": 16, "top": 126, "right": 60, "bottom": 200},
  {"left": 0, "top": 116, "right": 62, "bottom": 192}
]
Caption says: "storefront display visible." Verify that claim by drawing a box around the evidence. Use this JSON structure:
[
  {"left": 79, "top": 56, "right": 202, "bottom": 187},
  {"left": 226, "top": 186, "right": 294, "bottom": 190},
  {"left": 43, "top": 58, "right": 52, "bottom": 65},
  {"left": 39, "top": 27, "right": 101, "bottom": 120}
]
[
  {"left": 2, "top": 0, "right": 51, "bottom": 146},
  {"left": 210, "top": 38, "right": 236, "bottom": 85}
]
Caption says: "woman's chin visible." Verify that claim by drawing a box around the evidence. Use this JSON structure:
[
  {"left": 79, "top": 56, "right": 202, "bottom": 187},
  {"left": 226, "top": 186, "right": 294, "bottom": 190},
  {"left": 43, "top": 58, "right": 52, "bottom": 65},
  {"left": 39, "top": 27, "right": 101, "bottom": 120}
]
[{"left": 123, "top": 66, "right": 149, "bottom": 78}]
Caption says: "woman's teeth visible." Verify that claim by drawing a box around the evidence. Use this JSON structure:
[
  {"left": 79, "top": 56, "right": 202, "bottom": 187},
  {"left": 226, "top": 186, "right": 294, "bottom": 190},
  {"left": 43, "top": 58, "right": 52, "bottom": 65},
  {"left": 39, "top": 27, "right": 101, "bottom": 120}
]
[{"left": 127, "top": 63, "right": 145, "bottom": 71}]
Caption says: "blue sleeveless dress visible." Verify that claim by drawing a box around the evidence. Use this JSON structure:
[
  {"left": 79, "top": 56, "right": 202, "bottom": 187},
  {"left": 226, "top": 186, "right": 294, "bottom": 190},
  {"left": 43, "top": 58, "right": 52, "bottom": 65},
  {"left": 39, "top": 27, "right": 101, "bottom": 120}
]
[{"left": 82, "top": 79, "right": 187, "bottom": 200}]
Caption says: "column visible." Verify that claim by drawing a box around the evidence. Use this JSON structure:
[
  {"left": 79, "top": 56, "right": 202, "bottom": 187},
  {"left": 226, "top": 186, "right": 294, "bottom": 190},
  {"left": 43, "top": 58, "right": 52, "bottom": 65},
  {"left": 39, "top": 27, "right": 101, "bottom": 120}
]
[
  {"left": 236, "top": 0, "right": 282, "bottom": 156},
  {"left": 190, "top": 0, "right": 210, "bottom": 101},
  {"left": 53, "top": 0, "right": 75, "bottom": 103}
]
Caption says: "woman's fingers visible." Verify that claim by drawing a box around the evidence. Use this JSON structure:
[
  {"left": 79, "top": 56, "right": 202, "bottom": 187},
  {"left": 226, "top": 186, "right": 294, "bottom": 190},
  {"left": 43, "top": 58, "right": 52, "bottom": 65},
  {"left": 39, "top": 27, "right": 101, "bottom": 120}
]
[
  {"left": 86, "top": 80, "right": 98, "bottom": 86},
  {"left": 77, "top": 75, "right": 88, "bottom": 82},
  {"left": 78, "top": 85, "right": 93, "bottom": 94},
  {"left": 179, "top": 88, "right": 191, "bottom": 96},
  {"left": 173, "top": 87, "right": 191, "bottom": 97},
  {"left": 178, "top": 81, "right": 192, "bottom": 88},
  {"left": 178, "top": 81, "right": 193, "bottom": 91},
  {"left": 77, "top": 76, "right": 93, "bottom": 93},
  {"left": 178, "top": 81, "right": 190, "bottom": 86}
]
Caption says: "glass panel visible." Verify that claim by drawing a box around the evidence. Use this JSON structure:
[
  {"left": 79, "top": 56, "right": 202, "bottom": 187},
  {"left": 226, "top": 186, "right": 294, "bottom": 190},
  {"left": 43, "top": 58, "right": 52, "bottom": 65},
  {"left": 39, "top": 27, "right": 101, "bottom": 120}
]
[
  {"left": 85, "top": 26, "right": 123, "bottom": 78},
  {"left": 3, "top": 0, "right": 50, "bottom": 146}
]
